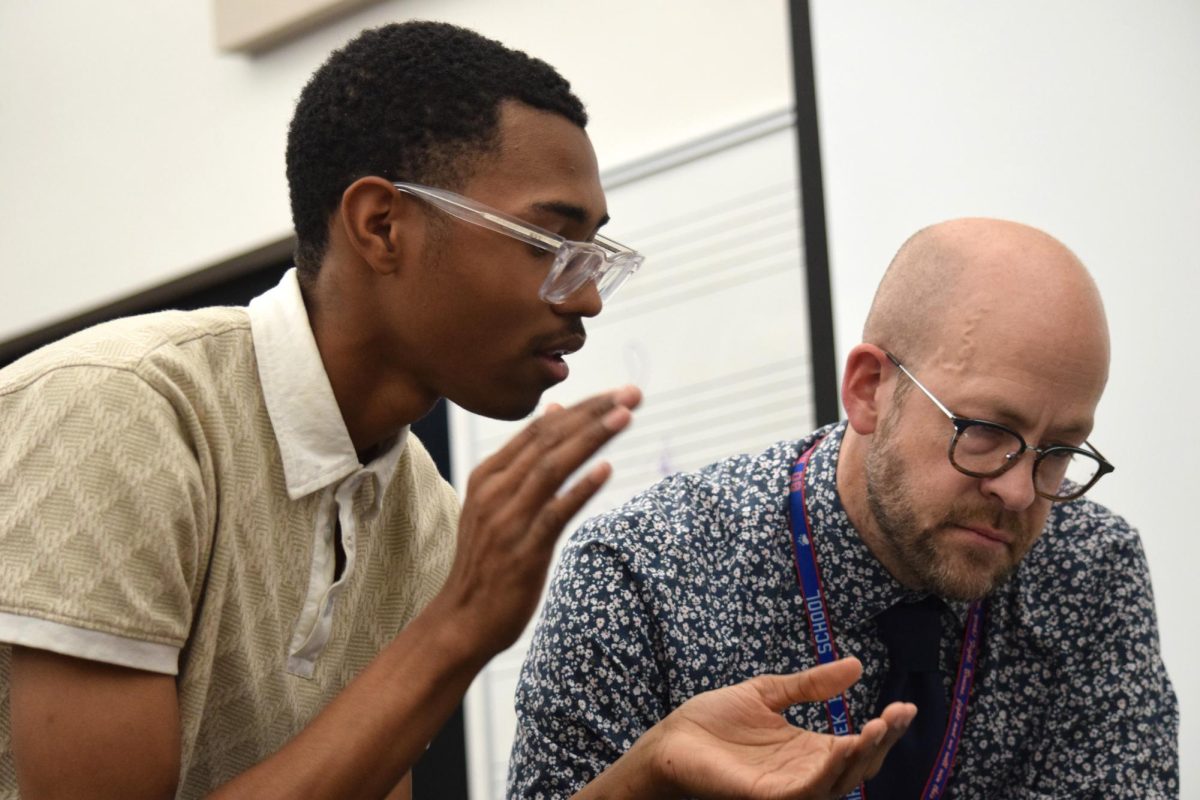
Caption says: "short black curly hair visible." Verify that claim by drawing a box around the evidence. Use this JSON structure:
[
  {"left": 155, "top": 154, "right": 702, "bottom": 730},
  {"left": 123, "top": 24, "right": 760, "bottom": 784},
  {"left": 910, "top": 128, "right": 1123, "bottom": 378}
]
[{"left": 286, "top": 20, "right": 588, "bottom": 279}]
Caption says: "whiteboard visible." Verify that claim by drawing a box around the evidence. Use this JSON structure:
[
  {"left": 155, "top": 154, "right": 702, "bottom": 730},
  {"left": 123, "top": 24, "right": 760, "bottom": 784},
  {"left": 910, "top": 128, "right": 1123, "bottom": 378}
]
[{"left": 449, "top": 112, "right": 818, "bottom": 799}]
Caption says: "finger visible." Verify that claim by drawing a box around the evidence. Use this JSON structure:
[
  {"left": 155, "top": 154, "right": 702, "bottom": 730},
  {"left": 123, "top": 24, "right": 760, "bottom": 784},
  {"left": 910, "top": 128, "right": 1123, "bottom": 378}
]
[
  {"left": 463, "top": 388, "right": 635, "bottom": 510},
  {"left": 823, "top": 738, "right": 874, "bottom": 797},
  {"left": 752, "top": 657, "right": 864, "bottom": 713},
  {"left": 505, "top": 399, "right": 636, "bottom": 520},
  {"left": 475, "top": 386, "right": 640, "bottom": 481},
  {"left": 830, "top": 703, "right": 915, "bottom": 793},
  {"left": 819, "top": 735, "right": 870, "bottom": 798},
  {"left": 528, "top": 460, "right": 614, "bottom": 539},
  {"left": 840, "top": 721, "right": 888, "bottom": 792},
  {"left": 861, "top": 702, "right": 916, "bottom": 778}
]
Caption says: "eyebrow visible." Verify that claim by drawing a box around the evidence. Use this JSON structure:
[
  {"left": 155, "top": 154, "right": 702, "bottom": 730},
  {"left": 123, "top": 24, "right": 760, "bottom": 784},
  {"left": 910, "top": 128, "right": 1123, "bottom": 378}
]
[
  {"left": 980, "top": 402, "right": 1093, "bottom": 444},
  {"left": 532, "top": 200, "right": 610, "bottom": 233}
]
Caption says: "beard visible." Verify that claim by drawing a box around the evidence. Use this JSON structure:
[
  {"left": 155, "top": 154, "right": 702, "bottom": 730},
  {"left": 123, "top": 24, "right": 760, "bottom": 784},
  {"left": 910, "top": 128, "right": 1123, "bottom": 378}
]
[{"left": 863, "top": 404, "right": 1035, "bottom": 600}]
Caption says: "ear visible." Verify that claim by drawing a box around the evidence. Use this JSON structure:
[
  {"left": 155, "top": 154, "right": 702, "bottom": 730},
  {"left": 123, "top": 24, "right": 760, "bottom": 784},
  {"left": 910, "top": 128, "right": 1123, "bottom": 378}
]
[
  {"left": 841, "top": 343, "right": 892, "bottom": 435},
  {"left": 337, "top": 177, "right": 423, "bottom": 276}
]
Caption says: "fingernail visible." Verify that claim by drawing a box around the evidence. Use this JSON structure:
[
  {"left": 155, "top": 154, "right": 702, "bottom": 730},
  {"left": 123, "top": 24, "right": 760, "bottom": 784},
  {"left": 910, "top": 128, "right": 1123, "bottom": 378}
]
[
  {"left": 589, "top": 461, "right": 613, "bottom": 483},
  {"left": 615, "top": 384, "right": 642, "bottom": 407},
  {"left": 602, "top": 407, "right": 631, "bottom": 431}
]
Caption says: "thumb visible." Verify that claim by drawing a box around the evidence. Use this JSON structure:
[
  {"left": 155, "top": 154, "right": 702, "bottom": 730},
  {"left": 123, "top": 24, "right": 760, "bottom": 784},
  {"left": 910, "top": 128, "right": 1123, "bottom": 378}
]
[{"left": 753, "top": 657, "right": 864, "bottom": 712}]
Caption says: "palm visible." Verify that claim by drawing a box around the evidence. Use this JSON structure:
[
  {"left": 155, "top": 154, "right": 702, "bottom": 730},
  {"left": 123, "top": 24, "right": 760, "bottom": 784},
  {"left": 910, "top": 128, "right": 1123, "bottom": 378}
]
[
  {"left": 630, "top": 659, "right": 914, "bottom": 800},
  {"left": 657, "top": 681, "right": 846, "bottom": 799}
]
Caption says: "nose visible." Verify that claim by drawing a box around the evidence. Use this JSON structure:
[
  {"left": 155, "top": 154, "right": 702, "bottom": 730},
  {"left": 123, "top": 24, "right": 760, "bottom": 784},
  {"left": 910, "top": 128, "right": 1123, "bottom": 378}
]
[
  {"left": 978, "top": 454, "right": 1039, "bottom": 511},
  {"left": 551, "top": 279, "right": 603, "bottom": 318}
]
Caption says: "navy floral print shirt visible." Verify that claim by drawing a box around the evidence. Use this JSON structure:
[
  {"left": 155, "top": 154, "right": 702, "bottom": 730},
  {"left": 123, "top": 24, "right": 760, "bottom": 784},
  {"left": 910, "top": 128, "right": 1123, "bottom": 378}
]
[{"left": 509, "top": 422, "right": 1178, "bottom": 798}]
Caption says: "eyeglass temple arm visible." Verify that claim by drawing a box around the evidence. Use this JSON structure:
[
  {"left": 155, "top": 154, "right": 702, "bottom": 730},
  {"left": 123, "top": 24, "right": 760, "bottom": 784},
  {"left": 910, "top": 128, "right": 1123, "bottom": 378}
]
[
  {"left": 395, "top": 183, "right": 644, "bottom": 262},
  {"left": 393, "top": 183, "right": 562, "bottom": 249},
  {"left": 884, "top": 351, "right": 957, "bottom": 421}
]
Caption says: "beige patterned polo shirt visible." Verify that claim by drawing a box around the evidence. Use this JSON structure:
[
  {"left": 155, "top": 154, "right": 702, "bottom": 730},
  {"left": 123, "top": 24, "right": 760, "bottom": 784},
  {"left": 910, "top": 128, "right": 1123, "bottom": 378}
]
[{"left": 0, "top": 270, "right": 460, "bottom": 795}]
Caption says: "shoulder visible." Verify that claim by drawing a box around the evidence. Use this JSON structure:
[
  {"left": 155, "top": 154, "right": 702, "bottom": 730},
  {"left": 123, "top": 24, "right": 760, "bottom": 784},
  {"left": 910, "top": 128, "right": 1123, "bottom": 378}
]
[
  {"left": 564, "top": 438, "right": 806, "bottom": 571},
  {"left": 0, "top": 310, "right": 259, "bottom": 499},
  {"left": 0, "top": 308, "right": 252, "bottom": 399},
  {"left": 1024, "top": 497, "right": 1145, "bottom": 584},
  {"left": 1005, "top": 497, "right": 1153, "bottom": 647}
]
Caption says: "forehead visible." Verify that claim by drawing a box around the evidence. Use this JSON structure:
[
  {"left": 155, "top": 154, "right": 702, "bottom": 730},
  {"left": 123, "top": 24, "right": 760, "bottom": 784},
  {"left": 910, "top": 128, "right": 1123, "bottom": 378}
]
[
  {"left": 921, "top": 343, "right": 1108, "bottom": 441},
  {"left": 461, "top": 100, "right": 606, "bottom": 228},
  {"left": 925, "top": 247, "right": 1108, "bottom": 432}
]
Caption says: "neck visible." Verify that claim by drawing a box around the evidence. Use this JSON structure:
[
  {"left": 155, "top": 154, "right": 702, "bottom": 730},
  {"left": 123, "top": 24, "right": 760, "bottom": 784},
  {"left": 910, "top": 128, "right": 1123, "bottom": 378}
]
[{"left": 303, "top": 268, "right": 437, "bottom": 453}]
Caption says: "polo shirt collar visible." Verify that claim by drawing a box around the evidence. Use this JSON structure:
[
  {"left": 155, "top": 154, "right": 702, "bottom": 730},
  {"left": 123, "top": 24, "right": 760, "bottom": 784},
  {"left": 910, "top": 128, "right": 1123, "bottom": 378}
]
[{"left": 247, "top": 268, "right": 407, "bottom": 502}]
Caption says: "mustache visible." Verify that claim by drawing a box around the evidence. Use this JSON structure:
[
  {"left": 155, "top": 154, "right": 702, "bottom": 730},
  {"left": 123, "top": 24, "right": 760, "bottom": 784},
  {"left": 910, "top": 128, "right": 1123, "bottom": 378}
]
[
  {"left": 939, "top": 504, "right": 1025, "bottom": 539},
  {"left": 530, "top": 317, "right": 587, "bottom": 351},
  {"left": 563, "top": 317, "right": 587, "bottom": 339}
]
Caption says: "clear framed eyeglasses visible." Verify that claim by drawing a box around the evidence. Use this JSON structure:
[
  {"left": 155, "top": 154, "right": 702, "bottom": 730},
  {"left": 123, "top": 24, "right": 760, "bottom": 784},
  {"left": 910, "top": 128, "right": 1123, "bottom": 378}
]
[
  {"left": 885, "top": 352, "right": 1115, "bottom": 501},
  {"left": 393, "top": 182, "right": 644, "bottom": 304}
]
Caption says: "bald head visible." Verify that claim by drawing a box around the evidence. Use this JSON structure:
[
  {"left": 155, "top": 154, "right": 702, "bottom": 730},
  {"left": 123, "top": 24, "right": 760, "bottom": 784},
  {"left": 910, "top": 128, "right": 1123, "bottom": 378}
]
[
  {"left": 864, "top": 218, "right": 1109, "bottom": 381},
  {"left": 839, "top": 219, "right": 1112, "bottom": 597}
]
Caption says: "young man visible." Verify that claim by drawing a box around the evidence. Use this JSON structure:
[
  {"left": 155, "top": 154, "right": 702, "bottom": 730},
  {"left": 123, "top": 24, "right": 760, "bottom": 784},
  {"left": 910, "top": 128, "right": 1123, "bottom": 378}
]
[
  {"left": 0, "top": 21, "right": 911, "bottom": 799},
  {"left": 511, "top": 218, "right": 1180, "bottom": 798}
]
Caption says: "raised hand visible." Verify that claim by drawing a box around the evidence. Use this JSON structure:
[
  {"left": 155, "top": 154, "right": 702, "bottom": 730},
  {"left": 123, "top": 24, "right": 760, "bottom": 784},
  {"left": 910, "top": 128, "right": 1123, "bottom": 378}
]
[
  {"left": 580, "top": 657, "right": 915, "bottom": 800},
  {"left": 437, "top": 385, "right": 643, "bottom": 659}
]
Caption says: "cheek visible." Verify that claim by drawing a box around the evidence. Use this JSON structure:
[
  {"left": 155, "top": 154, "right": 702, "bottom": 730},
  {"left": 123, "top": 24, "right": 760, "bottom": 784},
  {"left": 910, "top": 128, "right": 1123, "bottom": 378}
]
[
  {"left": 893, "top": 430, "right": 966, "bottom": 503},
  {"left": 895, "top": 455, "right": 991, "bottom": 533}
]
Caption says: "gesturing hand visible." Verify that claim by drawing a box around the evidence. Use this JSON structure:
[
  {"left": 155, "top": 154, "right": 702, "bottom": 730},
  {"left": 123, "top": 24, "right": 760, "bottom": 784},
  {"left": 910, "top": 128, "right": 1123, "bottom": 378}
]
[
  {"left": 439, "top": 385, "right": 643, "bottom": 659},
  {"left": 595, "top": 657, "right": 915, "bottom": 800}
]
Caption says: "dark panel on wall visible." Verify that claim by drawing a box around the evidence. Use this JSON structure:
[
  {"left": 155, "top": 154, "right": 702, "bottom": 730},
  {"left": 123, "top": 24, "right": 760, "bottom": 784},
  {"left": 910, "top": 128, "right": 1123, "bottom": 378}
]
[
  {"left": 0, "top": 238, "right": 294, "bottom": 367},
  {"left": 789, "top": 0, "right": 840, "bottom": 425}
]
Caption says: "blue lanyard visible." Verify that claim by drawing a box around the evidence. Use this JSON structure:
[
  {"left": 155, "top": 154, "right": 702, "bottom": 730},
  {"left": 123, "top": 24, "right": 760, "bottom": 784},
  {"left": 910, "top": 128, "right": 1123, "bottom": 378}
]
[{"left": 787, "top": 443, "right": 984, "bottom": 800}]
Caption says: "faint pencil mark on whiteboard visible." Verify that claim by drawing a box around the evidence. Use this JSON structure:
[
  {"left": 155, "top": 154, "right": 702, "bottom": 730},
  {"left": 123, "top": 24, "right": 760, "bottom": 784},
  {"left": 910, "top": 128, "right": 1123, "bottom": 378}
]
[
  {"left": 622, "top": 340, "right": 649, "bottom": 386},
  {"left": 657, "top": 436, "right": 676, "bottom": 479}
]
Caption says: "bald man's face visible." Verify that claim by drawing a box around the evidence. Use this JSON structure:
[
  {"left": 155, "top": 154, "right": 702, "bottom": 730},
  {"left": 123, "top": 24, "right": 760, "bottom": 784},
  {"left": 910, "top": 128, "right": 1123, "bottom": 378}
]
[
  {"left": 846, "top": 218, "right": 1111, "bottom": 598},
  {"left": 860, "top": 344, "right": 1107, "bottom": 600}
]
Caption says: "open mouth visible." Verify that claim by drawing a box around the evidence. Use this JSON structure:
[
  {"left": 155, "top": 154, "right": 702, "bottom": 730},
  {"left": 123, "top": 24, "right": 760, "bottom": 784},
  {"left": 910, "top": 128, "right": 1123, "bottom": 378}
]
[
  {"left": 537, "top": 350, "right": 572, "bottom": 383},
  {"left": 532, "top": 331, "right": 585, "bottom": 384}
]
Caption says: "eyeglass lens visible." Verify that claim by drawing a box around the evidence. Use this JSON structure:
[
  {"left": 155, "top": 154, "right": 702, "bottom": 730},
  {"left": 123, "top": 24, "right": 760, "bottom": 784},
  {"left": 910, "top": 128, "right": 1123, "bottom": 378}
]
[
  {"left": 950, "top": 423, "right": 1103, "bottom": 499},
  {"left": 544, "top": 249, "right": 635, "bottom": 303}
]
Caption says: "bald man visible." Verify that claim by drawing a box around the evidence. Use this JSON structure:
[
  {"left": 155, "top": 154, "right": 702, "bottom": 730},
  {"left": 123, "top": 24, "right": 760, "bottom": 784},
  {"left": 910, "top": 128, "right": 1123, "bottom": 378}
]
[{"left": 510, "top": 219, "right": 1179, "bottom": 799}]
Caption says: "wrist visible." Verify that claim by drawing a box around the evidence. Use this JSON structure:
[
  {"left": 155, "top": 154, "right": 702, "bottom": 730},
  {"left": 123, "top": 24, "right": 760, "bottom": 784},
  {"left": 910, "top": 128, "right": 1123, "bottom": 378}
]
[
  {"left": 577, "top": 726, "right": 679, "bottom": 800},
  {"left": 413, "top": 592, "right": 498, "bottom": 676},
  {"left": 632, "top": 726, "right": 682, "bottom": 799}
]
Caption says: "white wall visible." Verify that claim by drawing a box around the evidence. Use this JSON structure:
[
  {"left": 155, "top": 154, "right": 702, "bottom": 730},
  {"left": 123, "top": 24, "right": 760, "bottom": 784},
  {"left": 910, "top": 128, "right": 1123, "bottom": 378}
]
[
  {"left": 0, "top": 0, "right": 790, "bottom": 342},
  {"left": 2, "top": 0, "right": 1194, "bottom": 793},
  {"left": 812, "top": 1, "right": 1200, "bottom": 792}
]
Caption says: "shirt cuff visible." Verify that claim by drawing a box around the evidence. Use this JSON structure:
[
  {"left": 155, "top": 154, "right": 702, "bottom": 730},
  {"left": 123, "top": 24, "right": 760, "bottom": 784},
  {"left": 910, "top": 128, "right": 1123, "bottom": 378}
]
[{"left": 0, "top": 611, "right": 180, "bottom": 675}]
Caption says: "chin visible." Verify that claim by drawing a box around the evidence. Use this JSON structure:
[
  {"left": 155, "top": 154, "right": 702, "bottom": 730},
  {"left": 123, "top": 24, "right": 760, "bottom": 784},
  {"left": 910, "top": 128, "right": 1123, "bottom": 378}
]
[
  {"left": 458, "top": 392, "right": 542, "bottom": 422},
  {"left": 923, "top": 547, "right": 1017, "bottom": 601}
]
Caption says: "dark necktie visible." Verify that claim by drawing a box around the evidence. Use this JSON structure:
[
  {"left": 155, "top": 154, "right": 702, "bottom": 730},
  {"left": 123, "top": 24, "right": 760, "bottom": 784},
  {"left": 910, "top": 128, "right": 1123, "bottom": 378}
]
[{"left": 864, "top": 596, "right": 948, "bottom": 800}]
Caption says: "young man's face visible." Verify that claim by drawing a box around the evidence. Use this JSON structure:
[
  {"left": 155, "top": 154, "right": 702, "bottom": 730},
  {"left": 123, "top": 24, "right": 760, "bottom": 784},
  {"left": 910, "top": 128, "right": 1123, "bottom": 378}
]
[{"left": 393, "top": 101, "right": 609, "bottom": 420}]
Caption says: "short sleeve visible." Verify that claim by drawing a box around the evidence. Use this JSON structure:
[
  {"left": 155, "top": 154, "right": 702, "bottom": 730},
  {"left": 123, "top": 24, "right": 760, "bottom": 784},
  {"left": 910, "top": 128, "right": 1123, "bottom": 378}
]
[{"left": 0, "top": 364, "right": 210, "bottom": 674}]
